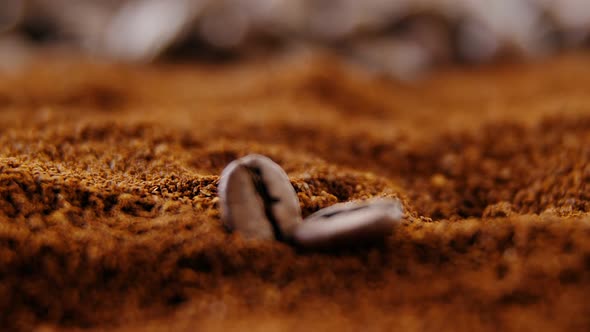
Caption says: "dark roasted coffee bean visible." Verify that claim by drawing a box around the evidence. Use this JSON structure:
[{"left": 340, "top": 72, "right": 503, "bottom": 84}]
[
  {"left": 293, "top": 198, "right": 403, "bottom": 249},
  {"left": 218, "top": 154, "right": 302, "bottom": 240}
]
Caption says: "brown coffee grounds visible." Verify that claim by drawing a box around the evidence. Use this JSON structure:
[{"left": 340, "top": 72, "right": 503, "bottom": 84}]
[{"left": 1, "top": 52, "right": 590, "bottom": 331}]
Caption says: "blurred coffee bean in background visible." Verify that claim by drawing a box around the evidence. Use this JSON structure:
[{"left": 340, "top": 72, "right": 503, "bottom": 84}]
[
  {"left": 0, "top": 0, "right": 24, "bottom": 34},
  {"left": 101, "top": 0, "right": 202, "bottom": 62},
  {"left": 0, "top": 0, "right": 589, "bottom": 79}
]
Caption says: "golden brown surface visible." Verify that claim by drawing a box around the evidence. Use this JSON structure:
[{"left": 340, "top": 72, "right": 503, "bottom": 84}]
[{"left": 1, "top": 53, "right": 590, "bottom": 331}]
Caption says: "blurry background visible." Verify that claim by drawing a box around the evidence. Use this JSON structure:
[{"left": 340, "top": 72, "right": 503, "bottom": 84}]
[{"left": 1, "top": 0, "right": 589, "bottom": 79}]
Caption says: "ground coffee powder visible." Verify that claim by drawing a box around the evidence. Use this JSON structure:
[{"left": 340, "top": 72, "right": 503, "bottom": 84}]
[{"left": 0, "top": 52, "right": 589, "bottom": 331}]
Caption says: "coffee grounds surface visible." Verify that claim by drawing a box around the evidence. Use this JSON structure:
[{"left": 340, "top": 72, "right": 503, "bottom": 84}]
[{"left": 1, "top": 53, "right": 590, "bottom": 331}]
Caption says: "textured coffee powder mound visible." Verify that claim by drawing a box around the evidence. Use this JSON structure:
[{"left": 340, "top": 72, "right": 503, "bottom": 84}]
[{"left": 1, "top": 52, "right": 590, "bottom": 331}]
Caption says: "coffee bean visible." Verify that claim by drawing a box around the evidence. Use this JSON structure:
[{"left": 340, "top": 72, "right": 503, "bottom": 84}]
[
  {"left": 102, "top": 0, "right": 203, "bottom": 62},
  {"left": 293, "top": 198, "right": 403, "bottom": 249},
  {"left": 218, "top": 154, "right": 403, "bottom": 250},
  {"left": 218, "top": 154, "right": 302, "bottom": 240}
]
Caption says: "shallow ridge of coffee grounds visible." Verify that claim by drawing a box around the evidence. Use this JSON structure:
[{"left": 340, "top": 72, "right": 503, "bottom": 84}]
[
  {"left": 1, "top": 53, "right": 590, "bottom": 331},
  {"left": 239, "top": 116, "right": 590, "bottom": 220}
]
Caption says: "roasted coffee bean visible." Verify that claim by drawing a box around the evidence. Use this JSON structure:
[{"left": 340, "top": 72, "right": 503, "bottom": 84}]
[
  {"left": 293, "top": 198, "right": 403, "bottom": 249},
  {"left": 218, "top": 154, "right": 302, "bottom": 240},
  {"left": 102, "top": 0, "right": 202, "bottom": 62}
]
